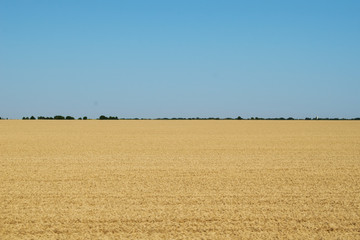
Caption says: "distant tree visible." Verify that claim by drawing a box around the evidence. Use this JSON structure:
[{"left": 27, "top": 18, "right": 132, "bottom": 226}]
[
  {"left": 236, "top": 116, "right": 243, "bottom": 120},
  {"left": 66, "top": 116, "right": 75, "bottom": 120},
  {"left": 305, "top": 117, "right": 311, "bottom": 120},
  {"left": 108, "top": 116, "right": 118, "bottom": 120},
  {"left": 99, "top": 115, "right": 107, "bottom": 120},
  {"left": 287, "top": 117, "right": 294, "bottom": 120},
  {"left": 78, "top": 117, "right": 82, "bottom": 120},
  {"left": 54, "top": 115, "right": 65, "bottom": 120},
  {"left": 30, "top": 116, "right": 36, "bottom": 120},
  {"left": 83, "top": 116, "right": 87, "bottom": 120}
]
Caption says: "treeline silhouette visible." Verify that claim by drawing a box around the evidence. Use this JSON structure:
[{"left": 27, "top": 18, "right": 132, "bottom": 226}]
[
  {"left": 17, "top": 115, "right": 360, "bottom": 120},
  {"left": 99, "top": 115, "right": 118, "bottom": 120},
  {"left": 22, "top": 115, "right": 78, "bottom": 120}
]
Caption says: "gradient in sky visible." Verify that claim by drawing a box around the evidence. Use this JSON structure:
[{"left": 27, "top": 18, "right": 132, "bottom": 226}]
[{"left": 1, "top": 0, "right": 359, "bottom": 119}]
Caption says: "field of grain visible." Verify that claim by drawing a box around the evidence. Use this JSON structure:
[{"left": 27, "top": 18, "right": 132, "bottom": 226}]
[{"left": 0, "top": 120, "right": 359, "bottom": 239}]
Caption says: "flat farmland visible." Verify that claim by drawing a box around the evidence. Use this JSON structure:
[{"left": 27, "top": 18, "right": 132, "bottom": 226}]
[{"left": 1, "top": 120, "right": 359, "bottom": 239}]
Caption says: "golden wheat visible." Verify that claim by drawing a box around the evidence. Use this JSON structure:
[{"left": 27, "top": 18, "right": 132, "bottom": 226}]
[{"left": 1, "top": 120, "right": 359, "bottom": 239}]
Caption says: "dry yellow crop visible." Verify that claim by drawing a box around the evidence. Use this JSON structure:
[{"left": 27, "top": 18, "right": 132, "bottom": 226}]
[{"left": 1, "top": 120, "right": 359, "bottom": 239}]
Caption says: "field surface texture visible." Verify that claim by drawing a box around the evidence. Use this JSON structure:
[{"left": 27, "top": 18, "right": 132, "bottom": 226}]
[{"left": 1, "top": 120, "right": 359, "bottom": 239}]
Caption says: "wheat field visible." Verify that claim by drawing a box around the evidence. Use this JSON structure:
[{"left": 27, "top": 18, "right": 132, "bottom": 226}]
[{"left": 0, "top": 120, "right": 359, "bottom": 239}]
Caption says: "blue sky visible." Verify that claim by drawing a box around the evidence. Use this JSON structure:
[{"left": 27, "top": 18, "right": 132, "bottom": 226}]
[{"left": 1, "top": 0, "right": 359, "bottom": 119}]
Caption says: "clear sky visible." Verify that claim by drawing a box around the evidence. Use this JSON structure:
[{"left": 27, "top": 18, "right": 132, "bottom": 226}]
[{"left": 1, "top": 0, "right": 359, "bottom": 119}]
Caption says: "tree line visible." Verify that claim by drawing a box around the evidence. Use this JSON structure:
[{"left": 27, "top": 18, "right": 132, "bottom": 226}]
[
  {"left": 22, "top": 115, "right": 80, "bottom": 120},
  {"left": 16, "top": 115, "right": 360, "bottom": 120}
]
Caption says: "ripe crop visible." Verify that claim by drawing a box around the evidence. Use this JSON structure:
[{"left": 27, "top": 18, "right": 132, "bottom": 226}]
[{"left": 1, "top": 120, "right": 359, "bottom": 239}]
